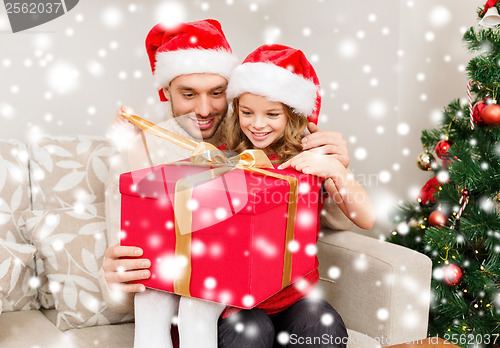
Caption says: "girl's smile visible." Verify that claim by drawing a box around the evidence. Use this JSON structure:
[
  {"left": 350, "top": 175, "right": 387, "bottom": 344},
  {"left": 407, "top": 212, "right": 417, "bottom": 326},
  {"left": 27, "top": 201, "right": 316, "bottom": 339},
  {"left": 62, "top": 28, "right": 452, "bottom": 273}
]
[{"left": 249, "top": 130, "right": 272, "bottom": 140}]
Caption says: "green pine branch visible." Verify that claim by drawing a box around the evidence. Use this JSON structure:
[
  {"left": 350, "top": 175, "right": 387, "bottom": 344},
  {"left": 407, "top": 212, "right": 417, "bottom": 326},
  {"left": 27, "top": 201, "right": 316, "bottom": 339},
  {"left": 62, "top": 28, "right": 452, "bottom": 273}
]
[{"left": 388, "top": 13, "right": 500, "bottom": 345}]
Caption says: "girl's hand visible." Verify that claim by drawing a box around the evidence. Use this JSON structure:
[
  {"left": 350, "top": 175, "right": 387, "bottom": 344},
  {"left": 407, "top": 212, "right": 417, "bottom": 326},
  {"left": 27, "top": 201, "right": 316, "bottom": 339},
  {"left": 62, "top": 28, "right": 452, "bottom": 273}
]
[{"left": 278, "top": 151, "right": 345, "bottom": 178}]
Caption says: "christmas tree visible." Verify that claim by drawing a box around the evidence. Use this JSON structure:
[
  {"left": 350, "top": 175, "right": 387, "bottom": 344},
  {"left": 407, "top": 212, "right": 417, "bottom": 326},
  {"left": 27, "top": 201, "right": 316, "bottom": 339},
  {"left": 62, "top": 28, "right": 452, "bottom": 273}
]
[{"left": 388, "top": 3, "right": 500, "bottom": 346}]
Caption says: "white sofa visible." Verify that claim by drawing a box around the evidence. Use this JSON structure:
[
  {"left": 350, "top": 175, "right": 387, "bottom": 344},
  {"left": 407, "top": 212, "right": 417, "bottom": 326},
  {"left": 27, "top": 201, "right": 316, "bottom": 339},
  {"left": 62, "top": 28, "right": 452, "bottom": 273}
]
[{"left": 0, "top": 136, "right": 432, "bottom": 347}]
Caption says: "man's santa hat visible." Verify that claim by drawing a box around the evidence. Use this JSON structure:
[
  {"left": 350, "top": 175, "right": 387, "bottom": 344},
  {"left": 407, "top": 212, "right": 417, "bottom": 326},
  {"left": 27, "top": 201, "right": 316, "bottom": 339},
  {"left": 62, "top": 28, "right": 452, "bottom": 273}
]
[
  {"left": 227, "top": 44, "right": 321, "bottom": 124},
  {"left": 145, "top": 19, "right": 239, "bottom": 102}
]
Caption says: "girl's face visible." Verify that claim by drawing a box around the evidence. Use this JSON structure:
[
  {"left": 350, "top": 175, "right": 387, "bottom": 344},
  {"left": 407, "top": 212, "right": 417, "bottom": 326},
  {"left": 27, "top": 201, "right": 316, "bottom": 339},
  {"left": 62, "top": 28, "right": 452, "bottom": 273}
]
[{"left": 238, "top": 93, "right": 287, "bottom": 152}]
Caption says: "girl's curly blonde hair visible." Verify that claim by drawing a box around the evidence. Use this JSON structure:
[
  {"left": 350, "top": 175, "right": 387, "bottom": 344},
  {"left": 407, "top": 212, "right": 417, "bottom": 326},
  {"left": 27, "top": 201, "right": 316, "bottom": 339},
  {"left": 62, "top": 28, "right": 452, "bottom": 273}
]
[{"left": 226, "top": 97, "right": 309, "bottom": 164}]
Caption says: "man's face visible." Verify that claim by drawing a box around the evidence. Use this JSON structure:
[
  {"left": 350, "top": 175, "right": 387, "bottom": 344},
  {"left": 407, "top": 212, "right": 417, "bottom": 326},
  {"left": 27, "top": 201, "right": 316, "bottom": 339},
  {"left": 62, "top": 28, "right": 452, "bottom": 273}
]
[{"left": 164, "top": 73, "right": 228, "bottom": 141}]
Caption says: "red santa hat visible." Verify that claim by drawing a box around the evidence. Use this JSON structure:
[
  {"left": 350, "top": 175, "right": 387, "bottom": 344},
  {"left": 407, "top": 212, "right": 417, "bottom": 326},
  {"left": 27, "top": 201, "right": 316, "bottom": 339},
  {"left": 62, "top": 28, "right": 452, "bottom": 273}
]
[
  {"left": 227, "top": 44, "right": 321, "bottom": 124},
  {"left": 145, "top": 19, "right": 239, "bottom": 102}
]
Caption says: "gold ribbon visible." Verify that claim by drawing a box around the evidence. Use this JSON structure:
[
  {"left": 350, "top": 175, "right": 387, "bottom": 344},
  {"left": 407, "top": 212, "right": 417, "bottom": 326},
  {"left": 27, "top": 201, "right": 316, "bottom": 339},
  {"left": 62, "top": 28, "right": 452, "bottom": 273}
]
[
  {"left": 121, "top": 111, "right": 200, "bottom": 151},
  {"left": 122, "top": 111, "right": 298, "bottom": 297}
]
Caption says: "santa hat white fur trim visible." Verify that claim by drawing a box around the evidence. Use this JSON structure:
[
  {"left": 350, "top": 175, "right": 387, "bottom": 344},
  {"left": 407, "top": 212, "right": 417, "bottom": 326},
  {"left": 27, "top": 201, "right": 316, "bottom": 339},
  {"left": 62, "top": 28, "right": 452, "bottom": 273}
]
[
  {"left": 154, "top": 49, "right": 239, "bottom": 89},
  {"left": 227, "top": 62, "right": 318, "bottom": 117}
]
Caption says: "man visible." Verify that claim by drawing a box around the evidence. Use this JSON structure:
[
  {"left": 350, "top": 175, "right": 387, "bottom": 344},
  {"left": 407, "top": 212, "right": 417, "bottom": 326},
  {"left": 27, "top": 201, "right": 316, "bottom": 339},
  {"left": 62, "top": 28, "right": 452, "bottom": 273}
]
[{"left": 101, "top": 19, "right": 350, "bottom": 347}]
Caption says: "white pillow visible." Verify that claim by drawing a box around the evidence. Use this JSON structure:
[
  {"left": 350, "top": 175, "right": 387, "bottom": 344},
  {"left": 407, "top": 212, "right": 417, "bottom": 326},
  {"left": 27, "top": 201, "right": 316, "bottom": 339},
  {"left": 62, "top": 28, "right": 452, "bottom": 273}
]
[{"left": 23, "top": 203, "right": 133, "bottom": 330}]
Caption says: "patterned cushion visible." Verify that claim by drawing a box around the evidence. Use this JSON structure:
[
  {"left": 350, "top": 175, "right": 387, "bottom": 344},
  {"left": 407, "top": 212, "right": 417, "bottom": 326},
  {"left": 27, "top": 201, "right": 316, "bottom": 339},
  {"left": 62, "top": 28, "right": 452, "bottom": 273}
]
[
  {"left": 23, "top": 203, "right": 133, "bottom": 330},
  {"left": 0, "top": 140, "right": 39, "bottom": 312},
  {"left": 0, "top": 140, "right": 31, "bottom": 243},
  {"left": 0, "top": 241, "right": 37, "bottom": 314},
  {"left": 29, "top": 136, "right": 117, "bottom": 210}
]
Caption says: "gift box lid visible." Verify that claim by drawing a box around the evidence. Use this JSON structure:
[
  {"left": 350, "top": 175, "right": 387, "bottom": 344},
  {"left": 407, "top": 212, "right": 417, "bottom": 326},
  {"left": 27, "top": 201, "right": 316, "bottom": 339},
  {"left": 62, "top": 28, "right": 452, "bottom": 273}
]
[{"left": 119, "top": 162, "right": 323, "bottom": 216}]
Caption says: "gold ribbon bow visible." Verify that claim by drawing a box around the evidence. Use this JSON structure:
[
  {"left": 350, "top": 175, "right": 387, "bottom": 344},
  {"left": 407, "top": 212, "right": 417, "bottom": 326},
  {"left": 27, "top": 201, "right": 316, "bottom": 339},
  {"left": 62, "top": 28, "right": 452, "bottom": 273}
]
[{"left": 122, "top": 111, "right": 298, "bottom": 298}]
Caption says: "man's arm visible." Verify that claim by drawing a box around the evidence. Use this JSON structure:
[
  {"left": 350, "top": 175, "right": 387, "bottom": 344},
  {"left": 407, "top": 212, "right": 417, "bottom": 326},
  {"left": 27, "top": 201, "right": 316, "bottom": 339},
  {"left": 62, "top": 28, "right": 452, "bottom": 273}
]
[
  {"left": 301, "top": 122, "right": 354, "bottom": 230},
  {"left": 100, "top": 107, "right": 152, "bottom": 312}
]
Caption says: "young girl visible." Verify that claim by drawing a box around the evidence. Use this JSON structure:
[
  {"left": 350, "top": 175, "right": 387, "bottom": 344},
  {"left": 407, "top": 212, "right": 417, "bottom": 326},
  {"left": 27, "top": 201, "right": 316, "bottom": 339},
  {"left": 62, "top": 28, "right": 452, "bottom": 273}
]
[
  {"left": 214, "top": 44, "right": 375, "bottom": 345},
  {"left": 226, "top": 44, "right": 375, "bottom": 229}
]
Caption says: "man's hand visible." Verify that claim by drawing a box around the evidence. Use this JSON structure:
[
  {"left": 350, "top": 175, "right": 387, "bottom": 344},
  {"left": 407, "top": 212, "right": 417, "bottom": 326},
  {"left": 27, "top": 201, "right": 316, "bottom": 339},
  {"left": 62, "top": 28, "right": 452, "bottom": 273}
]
[
  {"left": 111, "top": 106, "right": 139, "bottom": 133},
  {"left": 102, "top": 244, "right": 151, "bottom": 293},
  {"left": 301, "top": 122, "right": 350, "bottom": 168},
  {"left": 109, "top": 106, "right": 141, "bottom": 149}
]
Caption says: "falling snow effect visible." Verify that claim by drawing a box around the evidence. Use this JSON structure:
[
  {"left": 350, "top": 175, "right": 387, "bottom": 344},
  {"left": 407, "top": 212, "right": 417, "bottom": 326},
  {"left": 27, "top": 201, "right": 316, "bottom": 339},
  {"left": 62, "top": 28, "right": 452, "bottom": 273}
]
[
  {"left": 0, "top": 102, "right": 15, "bottom": 120},
  {"left": 101, "top": 7, "right": 123, "bottom": 28},
  {"left": 368, "top": 100, "right": 387, "bottom": 119},
  {"left": 354, "top": 147, "right": 367, "bottom": 160},
  {"left": 429, "top": 6, "right": 452, "bottom": 27},
  {"left": 277, "top": 331, "right": 290, "bottom": 344},
  {"left": 327, "top": 266, "right": 341, "bottom": 280},
  {"left": 156, "top": 2, "right": 186, "bottom": 28},
  {"left": 0, "top": 2, "right": 487, "bottom": 346},
  {"left": 47, "top": 61, "right": 80, "bottom": 94},
  {"left": 338, "top": 39, "right": 358, "bottom": 59}
]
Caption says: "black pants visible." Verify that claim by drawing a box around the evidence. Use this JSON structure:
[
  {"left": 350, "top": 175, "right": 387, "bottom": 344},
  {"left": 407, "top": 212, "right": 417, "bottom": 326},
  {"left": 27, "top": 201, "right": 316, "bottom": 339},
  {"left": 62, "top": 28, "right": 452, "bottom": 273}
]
[{"left": 218, "top": 298, "right": 348, "bottom": 348}]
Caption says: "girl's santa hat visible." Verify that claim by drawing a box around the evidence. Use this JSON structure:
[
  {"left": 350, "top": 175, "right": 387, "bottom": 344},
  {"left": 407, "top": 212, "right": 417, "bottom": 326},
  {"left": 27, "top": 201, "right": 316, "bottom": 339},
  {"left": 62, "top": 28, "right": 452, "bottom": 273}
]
[
  {"left": 145, "top": 19, "right": 239, "bottom": 102},
  {"left": 227, "top": 44, "right": 321, "bottom": 124}
]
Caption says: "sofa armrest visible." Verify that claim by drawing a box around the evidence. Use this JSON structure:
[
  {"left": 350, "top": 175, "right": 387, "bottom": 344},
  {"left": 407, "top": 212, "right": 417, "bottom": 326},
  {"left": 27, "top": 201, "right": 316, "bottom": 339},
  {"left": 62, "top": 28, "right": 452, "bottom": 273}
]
[{"left": 316, "top": 230, "right": 432, "bottom": 346}]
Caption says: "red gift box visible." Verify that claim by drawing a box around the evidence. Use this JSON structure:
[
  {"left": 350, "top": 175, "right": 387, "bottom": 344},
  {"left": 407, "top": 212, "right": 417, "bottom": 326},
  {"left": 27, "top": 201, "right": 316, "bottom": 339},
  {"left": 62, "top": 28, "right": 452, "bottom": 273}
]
[{"left": 119, "top": 162, "right": 323, "bottom": 308}]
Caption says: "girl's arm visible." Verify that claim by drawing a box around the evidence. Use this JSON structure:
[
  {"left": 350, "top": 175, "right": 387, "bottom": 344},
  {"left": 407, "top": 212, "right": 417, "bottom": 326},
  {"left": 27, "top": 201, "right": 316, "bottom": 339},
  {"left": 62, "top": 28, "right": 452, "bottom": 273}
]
[{"left": 278, "top": 152, "right": 375, "bottom": 230}]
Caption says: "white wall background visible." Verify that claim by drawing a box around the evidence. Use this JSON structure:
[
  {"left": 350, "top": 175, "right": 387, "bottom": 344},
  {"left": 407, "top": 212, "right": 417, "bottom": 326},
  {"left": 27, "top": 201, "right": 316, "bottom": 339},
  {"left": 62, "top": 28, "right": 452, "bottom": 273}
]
[{"left": 0, "top": 0, "right": 480, "bottom": 237}]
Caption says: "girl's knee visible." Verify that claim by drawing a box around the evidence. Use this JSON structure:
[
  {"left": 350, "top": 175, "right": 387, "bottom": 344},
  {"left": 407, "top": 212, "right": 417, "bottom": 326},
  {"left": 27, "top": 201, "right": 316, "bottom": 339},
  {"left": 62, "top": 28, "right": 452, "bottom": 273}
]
[{"left": 219, "top": 309, "right": 275, "bottom": 347}]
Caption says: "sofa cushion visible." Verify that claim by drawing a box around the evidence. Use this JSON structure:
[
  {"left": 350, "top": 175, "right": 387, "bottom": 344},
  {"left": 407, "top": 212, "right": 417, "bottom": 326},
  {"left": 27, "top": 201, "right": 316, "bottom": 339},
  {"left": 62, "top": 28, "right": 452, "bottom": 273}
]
[
  {"left": 42, "top": 309, "right": 135, "bottom": 348},
  {"left": 0, "top": 240, "right": 37, "bottom": 314},
  {"left": 317, "top": 230, "right": 431, "bottom": 344},
  {"left": 28, "top": 135, "right": 116, "bottom": 210},
  {"left": 0, "top": 310, "right": 72, "bottom": 348},
  {"left": 0, "top": 140, "right": 31, "bottom": 244},
  {"left": 0, "top": 140, "right": 40, "bottom": 313},
  {"left": 23, "top": 203, "right": 133, "bottom": 330}
]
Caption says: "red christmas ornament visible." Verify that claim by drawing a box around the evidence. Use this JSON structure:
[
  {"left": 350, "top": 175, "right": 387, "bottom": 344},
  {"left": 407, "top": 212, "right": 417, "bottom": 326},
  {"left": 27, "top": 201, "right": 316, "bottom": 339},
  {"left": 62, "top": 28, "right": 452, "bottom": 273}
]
[
  {"left": 472, "top": 99, "right": 489, "bottom": 126},
  {"left": 435, "top": 140, "right": 453, "bottom": 159},
  {"left": 418, "top": 177, "right": 440, "bottom": 205},
  {"left": 443, "top": 263, "right": 464, "bottom": 286},
  {"left": 482, "top": 104, "right": 500, "bottom": 126},
  {"left": 428, "top": 210, "right": 447, "bottom": 228}
]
